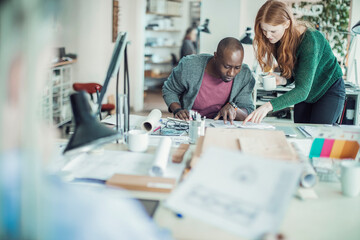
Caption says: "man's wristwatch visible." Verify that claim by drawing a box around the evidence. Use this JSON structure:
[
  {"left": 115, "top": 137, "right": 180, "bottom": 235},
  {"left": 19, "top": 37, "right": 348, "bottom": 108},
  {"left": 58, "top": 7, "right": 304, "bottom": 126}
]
[{"left": 228, "top": 101, "right": 238, "bottom": 111}]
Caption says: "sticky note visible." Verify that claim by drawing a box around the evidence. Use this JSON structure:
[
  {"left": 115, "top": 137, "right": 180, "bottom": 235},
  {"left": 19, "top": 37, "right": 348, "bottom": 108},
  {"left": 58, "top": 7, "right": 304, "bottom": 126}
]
[
  {"left": 329, "top": 140, "right": 346, "bottom": 158},
  {"left": 320, "top": 139, "right": 335, "bottom": 158},
  {"left": 341, "top": 141, "right": 360, "bottom": 159},
  {"left": 309, "top": 138, "right": 325, "bottom": 159}
]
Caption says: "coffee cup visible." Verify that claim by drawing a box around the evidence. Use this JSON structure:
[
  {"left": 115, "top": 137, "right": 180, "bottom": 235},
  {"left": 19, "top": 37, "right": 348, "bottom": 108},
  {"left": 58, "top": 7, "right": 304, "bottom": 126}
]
[
  {"left": 262, "top": 75, "right": 276, "bottom": 91},
  {"left": 127, "top": 130, "right": 149, "bottom": 152},
  {"left": 340, "top": 160, "right": 360, "bottom": 197}
]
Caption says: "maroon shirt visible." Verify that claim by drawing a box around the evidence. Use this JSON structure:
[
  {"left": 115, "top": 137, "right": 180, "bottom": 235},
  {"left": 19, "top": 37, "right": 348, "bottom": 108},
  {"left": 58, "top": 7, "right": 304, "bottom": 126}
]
[{"left": 192, "top": 71, "right": 233, "bottom": 118}]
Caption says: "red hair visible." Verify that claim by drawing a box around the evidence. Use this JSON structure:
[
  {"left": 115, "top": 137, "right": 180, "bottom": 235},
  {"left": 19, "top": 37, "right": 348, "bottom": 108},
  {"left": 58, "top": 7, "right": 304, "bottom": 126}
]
[{"left": 254, "top": 0, "right": 302, "bottom": 78}]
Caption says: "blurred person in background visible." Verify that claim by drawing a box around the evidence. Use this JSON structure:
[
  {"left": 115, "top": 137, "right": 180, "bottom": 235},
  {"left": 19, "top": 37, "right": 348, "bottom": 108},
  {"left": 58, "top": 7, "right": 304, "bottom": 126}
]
[
  {"left": 180, "top": 27, "right": 198, "bottom": 59},
  {"left": 0, "top": 0, "right": 172, "bottom": 239}
]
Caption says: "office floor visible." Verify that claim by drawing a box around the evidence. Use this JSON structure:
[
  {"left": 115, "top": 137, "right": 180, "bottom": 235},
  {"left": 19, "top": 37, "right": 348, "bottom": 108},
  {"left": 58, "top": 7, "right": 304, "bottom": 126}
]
[{"left": 132, "top": 89, "right": 172, "bottom": 118}]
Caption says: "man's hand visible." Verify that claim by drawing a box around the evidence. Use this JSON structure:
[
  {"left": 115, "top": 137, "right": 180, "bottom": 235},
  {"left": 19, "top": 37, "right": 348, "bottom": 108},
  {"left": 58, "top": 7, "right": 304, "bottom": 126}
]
[
  {"left": 174, "top": 109, "right": 190, "bottom": 121},
  {"left": 170, "top": 102, "right": 190, "bottom": 121},
  {"left": 243, "top": 102, "right": 273, "bottom": 124},
  {"left": 214, "top": 103, "right": 236, "bottom": 124}
]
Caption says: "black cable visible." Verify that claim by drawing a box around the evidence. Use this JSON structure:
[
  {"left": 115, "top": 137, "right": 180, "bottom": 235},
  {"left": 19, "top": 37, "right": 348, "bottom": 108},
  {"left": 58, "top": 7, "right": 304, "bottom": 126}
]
[
  {"left": 116, "top": 64, "right": 120, "bottom": 144},
  {"left": 124, "top": 43, "right": 130, "bottom": 133}
]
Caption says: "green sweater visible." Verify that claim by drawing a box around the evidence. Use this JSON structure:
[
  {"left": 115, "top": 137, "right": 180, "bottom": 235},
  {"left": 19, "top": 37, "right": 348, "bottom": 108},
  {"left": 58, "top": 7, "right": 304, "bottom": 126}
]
[{"left": 270, "top": 29, "right": 343, "bottom": 112}]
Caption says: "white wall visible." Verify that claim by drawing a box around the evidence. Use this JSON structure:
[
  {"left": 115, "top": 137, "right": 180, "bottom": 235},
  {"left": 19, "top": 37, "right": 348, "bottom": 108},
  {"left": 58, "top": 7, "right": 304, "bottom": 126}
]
[
  {"left": 119, "top": 0, "right": 146, "bottom": 112},
  {"left": 57, "top": 0, "right": 145, "bottom": 112},
  {"left": 199, "top": 0, "right": 265, "bottom": 67},
  {"left": 199, "top": 0, "right": 241, "bottom": 54}
]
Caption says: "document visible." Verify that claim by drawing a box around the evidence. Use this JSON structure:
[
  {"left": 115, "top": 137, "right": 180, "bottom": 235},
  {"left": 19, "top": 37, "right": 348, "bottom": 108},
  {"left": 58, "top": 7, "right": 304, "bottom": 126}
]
[
  {"left": 209, "top": 120, "right": 275, "bottom": 129},
  {"left": 62, "top": 150, "right": 185, "bottom": 181},
  {"left": 166, "top": 147, "right": 302, "bottom": 239},
  {"left": 62, "top": 151, "right": 154, "bottom": 180},
  {"left": 101, "top": 114, "right": 146, "bottom": 128}
]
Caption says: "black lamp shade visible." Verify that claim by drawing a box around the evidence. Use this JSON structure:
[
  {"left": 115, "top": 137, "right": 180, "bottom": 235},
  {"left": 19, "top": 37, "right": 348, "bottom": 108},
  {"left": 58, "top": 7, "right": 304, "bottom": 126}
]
[
  {"left": 63, "top": 91, "right": 121, "bottom": 155},
  {"left": 240, "top": 35, "right": 253, "bottom": 44},
  {"left": 240, "top": 27, "right": 253, "bottom": 45},
  {"left": 352, "top": 20, "right": 360, "bottom": 35}
]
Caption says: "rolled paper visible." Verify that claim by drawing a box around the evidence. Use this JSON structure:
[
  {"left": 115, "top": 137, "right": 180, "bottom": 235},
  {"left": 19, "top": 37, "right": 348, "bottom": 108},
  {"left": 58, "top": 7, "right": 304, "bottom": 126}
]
[
  {"left": 150, "top": 137, "right": 172, "bottom": 176},
  {"left": 141, "top": 109, "right": 162, "bottom": 132},
  {"left": 292, "top": 142, "right": 317, "bottom": 188}
]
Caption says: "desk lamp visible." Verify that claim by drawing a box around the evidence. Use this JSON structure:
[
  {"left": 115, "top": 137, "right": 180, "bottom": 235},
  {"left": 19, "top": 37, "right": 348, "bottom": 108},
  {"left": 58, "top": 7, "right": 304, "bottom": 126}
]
[
  {"left": 63, "top": 91, "right": 121, "bottom": 155},
  {"left": 240, "top": 27, "right": 253, "bottom": 45},
  {"left": 352, "top": 20, "right": 360, "bottom": 34},
  {"left": 196, "top": 19, "right": 211, "bottom": 54},
  {"left": 240, "top": 27, "right": 258, "bottom": 73}
]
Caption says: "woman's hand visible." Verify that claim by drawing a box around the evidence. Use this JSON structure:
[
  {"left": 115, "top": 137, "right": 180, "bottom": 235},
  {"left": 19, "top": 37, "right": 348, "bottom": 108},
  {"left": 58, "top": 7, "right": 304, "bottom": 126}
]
[
  {"left": 243, "top": 102, "right": 273, "bottom": 124},
  {"left": 269, "top": 72, "right": 286, "bottom": 86}
]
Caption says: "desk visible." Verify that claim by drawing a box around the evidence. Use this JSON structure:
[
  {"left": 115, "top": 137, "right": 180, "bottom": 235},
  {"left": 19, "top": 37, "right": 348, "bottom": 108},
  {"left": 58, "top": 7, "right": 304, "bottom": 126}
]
[{"left": 55, "top": 121, "right": 360, "bottom": 240}]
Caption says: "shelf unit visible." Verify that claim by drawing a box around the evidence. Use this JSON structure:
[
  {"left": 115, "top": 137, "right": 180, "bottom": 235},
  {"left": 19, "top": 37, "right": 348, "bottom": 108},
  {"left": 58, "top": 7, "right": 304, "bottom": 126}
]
[
  {"left": 144, "top": 0, "right": 183, "bottom": 90},
  {"left": 253, "top": 83, "right": 294, "bottom": 121},
  {"left": 42, "top": 60, "right": 76, "bottom": 127}
]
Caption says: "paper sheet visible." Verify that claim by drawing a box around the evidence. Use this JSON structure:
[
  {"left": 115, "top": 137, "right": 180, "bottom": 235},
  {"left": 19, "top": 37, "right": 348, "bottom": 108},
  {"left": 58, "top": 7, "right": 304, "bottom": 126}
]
[
  {"left": 209, "top": 120, "right": 275, "bottom": 129},
  {"left": 141, "top": 109, "right": 162, "bottom": 132},
  {"left": 101, "top": 114, "right": 146, "bottom": 129},
  {"left": 61, "top": 149, "right": 184, "bottom": 181},
  {"left": 62, "top": 151, "right": 154, "bottom": 180},
  {"left": 149, "top": 137, "right": 172, "bottom": 176},
  {"left": 149, "top": 135, "right": 189, "bottom": 147},
  {"left": 166, "top": 147, "right": 302, "bottom": 239}
]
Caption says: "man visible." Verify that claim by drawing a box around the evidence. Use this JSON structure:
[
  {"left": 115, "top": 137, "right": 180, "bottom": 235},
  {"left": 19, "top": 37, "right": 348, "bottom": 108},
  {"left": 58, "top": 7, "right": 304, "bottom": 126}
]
[{"left": 162, "top": 37, "right": 255, "bottom": 124}]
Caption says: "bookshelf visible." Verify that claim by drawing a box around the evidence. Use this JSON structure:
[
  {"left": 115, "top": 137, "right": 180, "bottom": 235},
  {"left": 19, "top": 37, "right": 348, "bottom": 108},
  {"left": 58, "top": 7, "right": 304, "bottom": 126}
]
[{"left": 144, "top": 0, "right": 183, "bottom": 90}]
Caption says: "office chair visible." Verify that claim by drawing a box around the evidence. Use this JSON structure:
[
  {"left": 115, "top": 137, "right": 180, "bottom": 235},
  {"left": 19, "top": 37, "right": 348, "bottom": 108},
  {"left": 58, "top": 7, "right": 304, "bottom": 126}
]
[{"left": 72, "top": 82, "right": 115, "bottom": 120}]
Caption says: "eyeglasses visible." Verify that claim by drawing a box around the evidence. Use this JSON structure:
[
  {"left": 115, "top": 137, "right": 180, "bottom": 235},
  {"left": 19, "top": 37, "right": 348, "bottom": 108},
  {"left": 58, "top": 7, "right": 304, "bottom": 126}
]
[{"left": 163, "top": 119, "right": 189, "bottom": 132}]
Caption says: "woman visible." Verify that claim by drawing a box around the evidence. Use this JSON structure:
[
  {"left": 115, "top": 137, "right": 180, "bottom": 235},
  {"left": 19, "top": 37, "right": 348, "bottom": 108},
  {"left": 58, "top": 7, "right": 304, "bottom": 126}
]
[
  {"left": 180, "top": 27, "right": 198, "bottom": 59},
  {"left": 244, "top": 0, "right": 345, "bottom": 124}
]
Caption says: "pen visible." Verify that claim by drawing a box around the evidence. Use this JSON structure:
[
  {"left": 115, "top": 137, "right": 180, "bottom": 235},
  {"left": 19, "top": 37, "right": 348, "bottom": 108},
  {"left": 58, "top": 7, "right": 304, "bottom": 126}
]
[
  {"left": 174, "top": 212, "right": 183, "bottom": 218},
  {"left": 153, "top": 126, "right": 161, "bottom": 133}
]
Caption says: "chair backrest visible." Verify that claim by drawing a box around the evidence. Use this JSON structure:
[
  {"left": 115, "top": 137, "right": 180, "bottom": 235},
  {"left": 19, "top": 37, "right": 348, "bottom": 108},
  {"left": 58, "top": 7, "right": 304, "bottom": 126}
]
[{"left": 73, "top": 83, "right": 102, "bottom": 94}]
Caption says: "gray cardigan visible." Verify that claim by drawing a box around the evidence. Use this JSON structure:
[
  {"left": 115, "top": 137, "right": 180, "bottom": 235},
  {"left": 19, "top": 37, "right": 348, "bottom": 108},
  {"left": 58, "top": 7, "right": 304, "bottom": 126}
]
[{"left": 162, "top": 54, "right": 255, "bottom": 114}]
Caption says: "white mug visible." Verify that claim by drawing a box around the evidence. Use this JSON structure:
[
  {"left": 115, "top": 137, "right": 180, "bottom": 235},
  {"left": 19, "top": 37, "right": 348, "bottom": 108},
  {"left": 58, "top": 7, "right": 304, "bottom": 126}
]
[
  {"left": 340, "top": 160, "right": 360, "bottom": 197},
  {"left": 262, "top": 75, "right": 276, "bottom": 91},
  {"left": 127, "top": 130, "right": 149, "bottom": 152}
]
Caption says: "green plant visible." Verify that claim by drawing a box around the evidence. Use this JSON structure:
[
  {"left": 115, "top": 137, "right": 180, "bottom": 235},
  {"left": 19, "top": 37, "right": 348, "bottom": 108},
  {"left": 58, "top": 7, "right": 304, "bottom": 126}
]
[{"left": 293, "top": 0, "right": 350, "bottom": 61}]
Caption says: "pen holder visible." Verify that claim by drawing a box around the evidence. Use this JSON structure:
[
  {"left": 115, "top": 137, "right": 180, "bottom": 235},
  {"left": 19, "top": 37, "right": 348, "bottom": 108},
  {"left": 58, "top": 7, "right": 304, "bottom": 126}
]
[{"left": 189, "top": 120, "right": 201, "bottom": 144}]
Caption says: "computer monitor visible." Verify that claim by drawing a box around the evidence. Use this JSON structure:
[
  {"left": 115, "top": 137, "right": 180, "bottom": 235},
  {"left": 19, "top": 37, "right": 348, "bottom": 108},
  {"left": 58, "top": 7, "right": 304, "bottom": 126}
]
[{"left": 96, "top": 32, "right": 128, "bottom": 116}]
